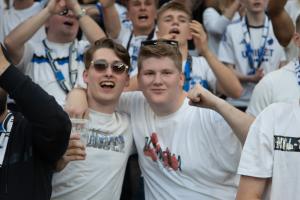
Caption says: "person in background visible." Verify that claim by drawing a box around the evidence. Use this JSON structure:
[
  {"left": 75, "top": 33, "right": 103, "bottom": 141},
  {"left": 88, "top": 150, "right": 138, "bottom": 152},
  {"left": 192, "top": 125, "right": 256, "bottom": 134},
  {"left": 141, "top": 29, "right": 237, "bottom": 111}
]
[
  {"left": 4, "top": 0, "right": 105, "bottom": 107},
  {"left": 218, "top": 0, "right": 286, "bottom": 111},
  {"left": 0, "top": 44, "right": 71, "bottom": 200}
]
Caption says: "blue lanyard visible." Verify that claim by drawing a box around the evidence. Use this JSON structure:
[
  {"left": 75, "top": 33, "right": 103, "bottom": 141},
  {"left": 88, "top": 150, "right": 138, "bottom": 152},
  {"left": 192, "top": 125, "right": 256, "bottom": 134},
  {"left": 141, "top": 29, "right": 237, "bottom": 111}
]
[
  {"left": 242, "top": 15, "right": 270, "bottom": 75},
  {"left": 183, "top": 54, "right": 192, "bottom": 91},
  {"left": 295, "top": 58, "right": 300, "bottom": 86}
]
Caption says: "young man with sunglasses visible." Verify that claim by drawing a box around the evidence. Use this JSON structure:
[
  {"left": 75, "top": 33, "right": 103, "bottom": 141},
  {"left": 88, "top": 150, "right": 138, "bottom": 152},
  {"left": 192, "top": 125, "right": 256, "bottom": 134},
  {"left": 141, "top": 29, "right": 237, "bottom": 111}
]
[
  {"left": 3, "top": 0, "right": 105, "bottom": 107},
  {"left": 65, "top": 40, "right": 254, "bottom": 199},
  {"left": 51, "top": 38, "right": 134, "bottom": 200},
  {"left": 0, "top": 44, "right": 71, "bottom": 200}
]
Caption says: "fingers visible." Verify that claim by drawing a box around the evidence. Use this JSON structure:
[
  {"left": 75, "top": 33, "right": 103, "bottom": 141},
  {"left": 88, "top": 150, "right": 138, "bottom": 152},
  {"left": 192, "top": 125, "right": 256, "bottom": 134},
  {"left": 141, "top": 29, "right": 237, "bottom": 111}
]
[{"left": 187, "top": 84, "right": 202, "bottom": 103}]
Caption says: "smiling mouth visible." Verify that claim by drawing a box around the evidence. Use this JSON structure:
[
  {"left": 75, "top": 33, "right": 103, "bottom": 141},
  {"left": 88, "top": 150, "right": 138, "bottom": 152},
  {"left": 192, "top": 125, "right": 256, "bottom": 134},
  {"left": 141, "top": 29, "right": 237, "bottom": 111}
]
[
  {"left": 138, "top": 15, "right": 149, "bottom": 21},
  {"left": 100, "top": 81, "right": 115, "bottom": 89}
]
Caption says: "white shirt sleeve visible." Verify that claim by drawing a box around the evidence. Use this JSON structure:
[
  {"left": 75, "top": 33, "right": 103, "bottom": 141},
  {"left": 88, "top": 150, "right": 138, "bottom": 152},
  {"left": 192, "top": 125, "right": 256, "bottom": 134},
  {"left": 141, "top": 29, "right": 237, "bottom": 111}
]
[
  {"left": 238, "top": 106, "right": 275, "bottom": 178},
  {"left": 246, "top": 75, "right": 273, "bottom": 117},
  {"left": 218, "top": 27, "right": 236, "bottom": 65},
  {"left": 203, "top": 8, "right": 231, "bottom": 35}
]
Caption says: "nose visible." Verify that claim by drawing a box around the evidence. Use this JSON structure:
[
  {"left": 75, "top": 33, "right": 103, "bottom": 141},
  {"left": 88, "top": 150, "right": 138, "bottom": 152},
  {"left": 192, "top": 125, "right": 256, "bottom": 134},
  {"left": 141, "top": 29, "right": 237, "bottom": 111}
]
[
  {"left": 153, "top": 73, "right": 163, "bottom": 85},
  {"left": 104, "top": 65, "right": 113, "bottom": 77},
  {"left": 140, "top": 3, "right": 146, "bottom": 11}
]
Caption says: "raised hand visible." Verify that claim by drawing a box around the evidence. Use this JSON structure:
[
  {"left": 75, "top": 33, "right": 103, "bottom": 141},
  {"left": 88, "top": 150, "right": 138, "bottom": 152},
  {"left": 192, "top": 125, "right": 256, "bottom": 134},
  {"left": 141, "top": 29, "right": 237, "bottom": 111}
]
[
  {"left": 249, "top": 68, "right": 264, "bottom": 83},
  {"left": 189, "top": 20, "right": 209, "bottom": 56},
  {"left": 187, "top": 84, "right": 222, "bottom": 110},
  {"left": 46, "top": 0, "right": 66, "bottom": 15}
]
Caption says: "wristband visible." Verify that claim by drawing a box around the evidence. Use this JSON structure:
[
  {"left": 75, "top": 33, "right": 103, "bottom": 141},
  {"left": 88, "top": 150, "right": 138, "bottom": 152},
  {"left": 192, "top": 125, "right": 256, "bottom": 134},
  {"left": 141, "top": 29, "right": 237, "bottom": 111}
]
[{"left": 76, "top": 8, "right": 87, "bottom": 20}]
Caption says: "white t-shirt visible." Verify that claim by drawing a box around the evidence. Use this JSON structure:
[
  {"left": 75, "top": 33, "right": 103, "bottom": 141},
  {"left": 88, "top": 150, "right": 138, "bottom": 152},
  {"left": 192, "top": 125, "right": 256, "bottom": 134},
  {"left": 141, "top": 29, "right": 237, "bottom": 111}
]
[
  {"left": 247, "top": 60, "right": 300, "bottom": 116},
  {"left": 238, "top": 101, "right": 300, "bottom": 200},
  {"left": 182, "top": 56, "right": 217, "bottom": 92},
  {"left": 16, "top": 39, "right": 88, "bottom": 107},
  {"left": 118, "top": 92, "right": 242, "bottom": 200},
  {"left": 203, "top": 8, "right": 239, "bottom": 55},
  {"left": 116, "top": 25, "right": 156, "bottom": 77},
  {"left": 51, "top": 109, "right": 134, "bottom": 200},
  {"left": 218, "top": 17, "right": 286, "bottom": 107},
  {"left": 0, "top": 2, "right": 46, "bottom": 43}
]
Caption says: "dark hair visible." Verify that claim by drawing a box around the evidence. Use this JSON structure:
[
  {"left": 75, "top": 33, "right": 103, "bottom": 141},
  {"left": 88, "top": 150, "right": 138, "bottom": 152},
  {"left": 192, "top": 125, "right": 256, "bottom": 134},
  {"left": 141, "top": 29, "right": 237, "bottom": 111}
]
[
  {"left": 84, "top": 38, "right": 131, "bottom": 71},
  {"left": 296, "top": 14, "right": 300, "bottom": 33},
  {"left": 138, "top": 39, "right": 182, "bottom": 73},
  {"left": 157, "top": 1, "right": 192, "bottom": 21},
  {"left": 0, "top": 87, "right": 7, "bottom": 115}
]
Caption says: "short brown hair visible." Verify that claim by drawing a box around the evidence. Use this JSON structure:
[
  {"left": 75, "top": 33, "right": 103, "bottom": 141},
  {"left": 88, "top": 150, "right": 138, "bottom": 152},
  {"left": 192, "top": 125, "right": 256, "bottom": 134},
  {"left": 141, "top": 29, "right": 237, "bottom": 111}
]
[
  {"left": 137, "top": 40, "right": 182, "bottom": 73},
  {"left": 84, "top": 38, "right": 131, "bottom": 71},
  {"left": 157, "top": 1, "right": 192, "bottom": 22}
]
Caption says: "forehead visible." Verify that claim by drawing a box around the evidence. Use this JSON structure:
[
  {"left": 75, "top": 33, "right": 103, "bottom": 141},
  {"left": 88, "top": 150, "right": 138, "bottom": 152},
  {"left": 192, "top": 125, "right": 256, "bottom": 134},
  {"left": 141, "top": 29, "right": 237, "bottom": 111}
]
[
  {"left": 128, "top": 0, "right": 156, "bottom": 5},
  {"left": 141, "top": 56, "right": 178, "bottom": 71},
  {"left": 158, "top": 9, "right": 190, "bottom": 21},
  {"left": 92, "top": 48, "right": 120, "bottom": 61}
]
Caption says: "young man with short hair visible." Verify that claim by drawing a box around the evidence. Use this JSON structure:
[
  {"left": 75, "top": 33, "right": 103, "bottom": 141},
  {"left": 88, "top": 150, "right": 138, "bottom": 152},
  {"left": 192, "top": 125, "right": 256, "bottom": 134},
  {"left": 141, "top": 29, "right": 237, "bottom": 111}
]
[
  {"left": 99, "top": 0, "right": 157, "bottom": 77},
  {"left": 144, "top": 1, "right": 243, "bottom": 98},
  {"left": 51, "top": 38, "right": 134, "bottom": 200}
]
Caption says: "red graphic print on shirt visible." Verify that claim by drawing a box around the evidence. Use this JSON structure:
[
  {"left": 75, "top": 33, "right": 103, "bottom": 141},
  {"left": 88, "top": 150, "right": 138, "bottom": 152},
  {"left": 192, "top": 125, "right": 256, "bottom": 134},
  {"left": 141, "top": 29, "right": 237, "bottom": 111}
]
[{"left": 143, "top": 132, "right": 181, "bottom": 171}]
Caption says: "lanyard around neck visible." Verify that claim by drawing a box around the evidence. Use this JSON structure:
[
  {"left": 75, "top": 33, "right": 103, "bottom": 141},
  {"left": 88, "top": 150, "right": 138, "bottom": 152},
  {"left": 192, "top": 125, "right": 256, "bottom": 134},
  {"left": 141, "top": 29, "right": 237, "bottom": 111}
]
[
  {"left": 242, "top": 15, "right": 270, "bottom": 75},
  {"left": 42, "top": 40, "right": 78, "bottom": 94},
  {"left": 126, "top": 28, "right": 156, "bottom": 51},
  {"left": 183, "top": 54, "right": 193, "bottom": 92}
]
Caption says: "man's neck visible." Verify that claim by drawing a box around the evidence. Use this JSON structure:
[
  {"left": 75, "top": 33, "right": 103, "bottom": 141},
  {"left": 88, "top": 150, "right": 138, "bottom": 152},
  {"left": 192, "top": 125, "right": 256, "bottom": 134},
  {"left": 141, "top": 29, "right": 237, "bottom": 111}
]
[
  {"left": 133, "top": 25, "right": 155, "bottom": 36},
  {"left": 13, "top": 0, "right": 34, "bottom": 10},
  {"left": 87, "top": 98, "right": 117, "bottom": 115},
  {"left": 180, "top": 43, "right": 189, "bottom": 61},
  {"left": 46, "top": 35, "right": 74, "bottom": 44},
  {"left": 246, "top": 11, "right": 265, "bottom": 27}
]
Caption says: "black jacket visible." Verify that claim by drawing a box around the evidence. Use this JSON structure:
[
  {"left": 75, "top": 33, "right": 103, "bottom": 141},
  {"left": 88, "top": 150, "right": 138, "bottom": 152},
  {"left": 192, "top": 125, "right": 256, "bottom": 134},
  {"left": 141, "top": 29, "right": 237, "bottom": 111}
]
[{"left": 0, "top": 66, "right": 71, "bottom": 200}]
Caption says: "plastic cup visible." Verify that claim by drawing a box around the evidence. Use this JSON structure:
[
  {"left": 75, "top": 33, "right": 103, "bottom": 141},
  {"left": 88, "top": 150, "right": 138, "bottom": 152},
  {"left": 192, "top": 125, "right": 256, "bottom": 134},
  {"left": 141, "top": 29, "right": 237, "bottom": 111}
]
[{"left": 70, "top": 118, "right": 88, "bottom": 146}]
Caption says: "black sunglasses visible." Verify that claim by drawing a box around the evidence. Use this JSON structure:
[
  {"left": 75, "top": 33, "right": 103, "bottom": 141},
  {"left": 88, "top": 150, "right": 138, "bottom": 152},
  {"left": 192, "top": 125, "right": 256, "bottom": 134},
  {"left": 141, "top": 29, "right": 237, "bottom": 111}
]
[
  {"left": 59, "top": 8, "right": 69, "bottom": 16},
  {"left": 91, "top": 59, "right": 129, "bottom": 74},
  {"left": 141, "top": 40, "right": 178, "bottom": 47}
]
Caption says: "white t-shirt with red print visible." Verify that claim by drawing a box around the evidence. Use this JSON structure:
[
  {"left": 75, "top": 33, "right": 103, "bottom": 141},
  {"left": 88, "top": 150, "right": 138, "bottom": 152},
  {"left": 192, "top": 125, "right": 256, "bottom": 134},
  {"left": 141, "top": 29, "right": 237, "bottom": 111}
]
[{"left": 118, "top": 91, "right": 242, "bottom": 200}]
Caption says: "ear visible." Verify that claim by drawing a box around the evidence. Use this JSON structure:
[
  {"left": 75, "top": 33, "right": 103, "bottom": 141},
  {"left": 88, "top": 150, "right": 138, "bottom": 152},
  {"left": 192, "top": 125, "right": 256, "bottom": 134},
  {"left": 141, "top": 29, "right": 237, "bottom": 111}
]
[
  {"left": 293, "top": 32, "right": 300, "bottom": 48},
  {"left": 179, "top": 72, "right": 185, "bottom": 88},
  {"left": 83, "top": 69, "right": 89, "bottom": 84},
  {"left": 125, "top": 74, "right": 130, "bottom": 87}
]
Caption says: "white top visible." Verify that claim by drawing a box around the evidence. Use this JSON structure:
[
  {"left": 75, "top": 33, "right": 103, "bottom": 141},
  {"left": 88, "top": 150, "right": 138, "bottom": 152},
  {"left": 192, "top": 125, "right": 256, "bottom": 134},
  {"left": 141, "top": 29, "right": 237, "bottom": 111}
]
[
  {"left": 182, "top": 56, "right": 217, "bottom": 92},
  {"left": 238, "top": 101, "right": 300, "bottom": 200},
  {"left": 0, "top": 2, "right": 46, "bottom": 43},
  {"left": 247, "top": 60, "right": 300, "bottom": 116},
  {"left": 218, "top": 18, "right": 286, "bottom": 107},
  {"left": 118, "top": 92, "right": 242, "bottom": 200},
  {"left": 116, "top": 24, "right": 156, "bottom": 77},
  {"left": 203, "top": 8, "right": 239, "bottom": 55},
  {"left": 16, "top": 39, "right": 88, "bottom": 107},
  {"left": 51, "top": 109, "right": 134, "bottom": 200}
]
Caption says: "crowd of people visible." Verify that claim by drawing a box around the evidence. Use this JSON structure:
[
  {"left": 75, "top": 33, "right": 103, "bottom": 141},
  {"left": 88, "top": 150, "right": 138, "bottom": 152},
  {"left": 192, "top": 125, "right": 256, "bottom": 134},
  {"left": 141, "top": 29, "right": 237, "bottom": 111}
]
[{"left": 0, "top": 0, "right": 299, "bottom": 200}]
